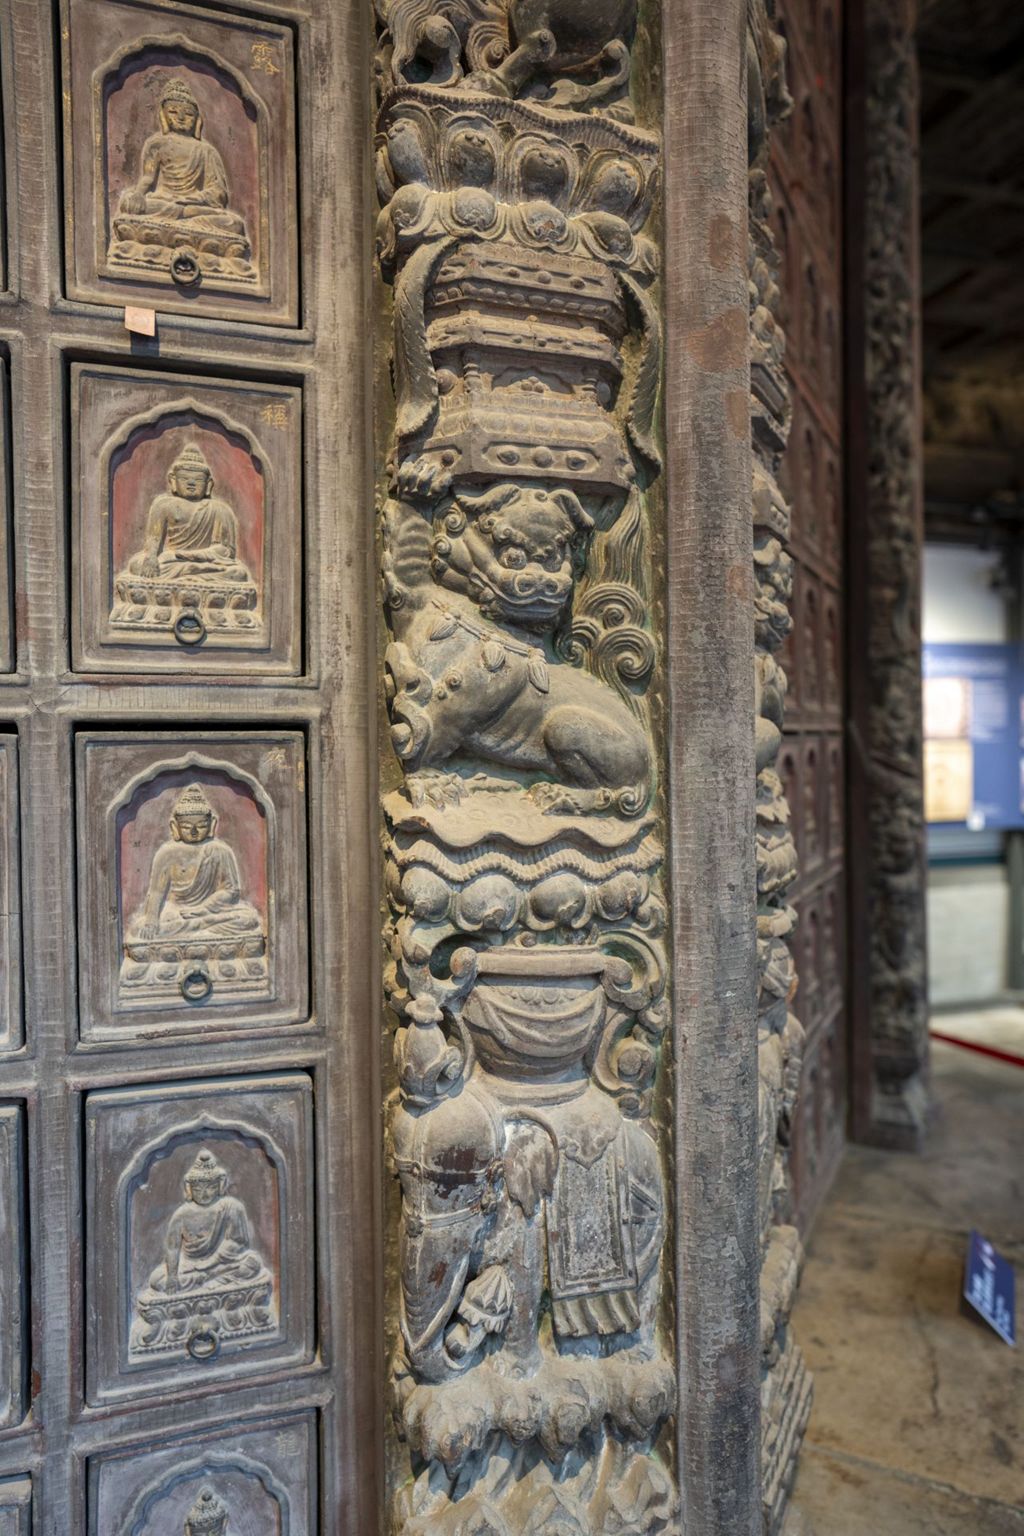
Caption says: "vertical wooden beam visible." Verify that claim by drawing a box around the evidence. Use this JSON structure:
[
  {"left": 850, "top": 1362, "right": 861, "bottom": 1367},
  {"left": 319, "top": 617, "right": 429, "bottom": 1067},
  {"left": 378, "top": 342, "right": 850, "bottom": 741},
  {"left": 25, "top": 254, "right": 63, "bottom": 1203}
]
[
  {"left": 846, "top": 0, "right": 931, "bottom": 1149},
  {"left": 1004, "top": 539, "right": 1024, "bottom": 992},
  {"left": 665, "top": 2, "right": 762, "bottom": 1530}
]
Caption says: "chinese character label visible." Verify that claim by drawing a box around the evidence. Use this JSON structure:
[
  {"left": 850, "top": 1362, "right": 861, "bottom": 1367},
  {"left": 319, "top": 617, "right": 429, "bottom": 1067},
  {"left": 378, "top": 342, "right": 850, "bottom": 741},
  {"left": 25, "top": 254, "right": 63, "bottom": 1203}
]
[
  {"left": 251, "top": 41, "right": 280, "bottom": 75},
  {"left": 261, "top": 403, "right": 289, "bottom": 430}
]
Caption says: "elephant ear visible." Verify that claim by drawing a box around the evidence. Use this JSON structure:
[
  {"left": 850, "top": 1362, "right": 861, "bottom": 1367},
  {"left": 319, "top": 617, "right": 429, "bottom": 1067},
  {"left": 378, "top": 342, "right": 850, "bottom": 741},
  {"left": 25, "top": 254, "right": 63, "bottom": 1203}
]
[{"left": 504, "top": 1122, "right": 557, "bottom": 1217}]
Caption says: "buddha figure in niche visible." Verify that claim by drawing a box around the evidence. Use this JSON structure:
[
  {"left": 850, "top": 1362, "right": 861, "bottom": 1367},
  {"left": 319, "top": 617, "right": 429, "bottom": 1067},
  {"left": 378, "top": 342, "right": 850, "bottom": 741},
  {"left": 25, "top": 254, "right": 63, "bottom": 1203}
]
[
  {"left": 112, "top": 443, "right": 260, "bottom": 637},
  {"left": 132, "top": 1148, "right": 275, "bottom": 1358},
  {"left": 127, "top": 782, "right": 263, "bottom": 946},
  {"left": 184, "top": 1490, "right": 230, "bottom": 1536},
  {"left": 113, "top": 77, "right": 251, "bottom": 258},
  {"left": 119, "top": 780, "right": 269, "bottom": 1003}
]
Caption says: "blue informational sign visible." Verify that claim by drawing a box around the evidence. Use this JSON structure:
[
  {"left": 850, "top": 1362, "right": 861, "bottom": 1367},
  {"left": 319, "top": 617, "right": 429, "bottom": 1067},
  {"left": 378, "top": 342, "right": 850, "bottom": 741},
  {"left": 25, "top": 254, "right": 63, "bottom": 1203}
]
[
  {"left": 963, "top": 1229, "right": 1016, "bottom": 1347},
  {"left": 923, "top": 642, "right": 1024, "bottom": 831}
]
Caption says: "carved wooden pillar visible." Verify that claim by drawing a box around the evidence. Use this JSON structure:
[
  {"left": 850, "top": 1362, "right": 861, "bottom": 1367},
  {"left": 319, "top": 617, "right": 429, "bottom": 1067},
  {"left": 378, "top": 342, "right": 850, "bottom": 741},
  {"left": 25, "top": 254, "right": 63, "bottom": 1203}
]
[
  {"left": 846, "top": 0, "right": 930, "bottom": 1150},
  {"left": 748, "top": 5, "right": 813, "bottom": 1528},
  {"left": 373, "top": 5, "right": 677, "bottom": 1531}
]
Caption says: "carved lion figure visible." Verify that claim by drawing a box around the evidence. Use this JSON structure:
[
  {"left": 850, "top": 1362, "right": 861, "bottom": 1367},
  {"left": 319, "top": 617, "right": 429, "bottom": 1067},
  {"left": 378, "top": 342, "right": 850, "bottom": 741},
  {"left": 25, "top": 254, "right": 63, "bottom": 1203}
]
[{"left": 382, "top": 483, "right": 650, "bottom": 795}]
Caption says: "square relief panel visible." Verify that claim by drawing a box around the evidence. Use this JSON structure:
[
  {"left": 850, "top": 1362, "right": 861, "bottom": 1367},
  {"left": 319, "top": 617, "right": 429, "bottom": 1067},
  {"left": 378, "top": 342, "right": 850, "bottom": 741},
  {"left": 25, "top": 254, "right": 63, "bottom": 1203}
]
[
  {"left": 0, "top": 1106, "right": 26, "bottom": 1432},
  {"left": 76, "top": 730, "right": 308, "bottom": 1041},
  {"left": 0, "top": 737, "right": 21, "bottom": 1053},
  {"left": 87, "top": 1413, "right": 316, "bottom": 1535},
  {"left": 0, "top": 360, "right": 13, "bottom": 672},
  {"left": 62, "top": 0, "right": 298, "bottom": 325},
  {"left": 0, "top": 1479, "right": 31, "bottom": 1536},
  {"left": 71, "top": 364, "right": 302, "bottom": 676},
  {"left": 85, "top": 1075, "right": 314, "bottom": 1405}
]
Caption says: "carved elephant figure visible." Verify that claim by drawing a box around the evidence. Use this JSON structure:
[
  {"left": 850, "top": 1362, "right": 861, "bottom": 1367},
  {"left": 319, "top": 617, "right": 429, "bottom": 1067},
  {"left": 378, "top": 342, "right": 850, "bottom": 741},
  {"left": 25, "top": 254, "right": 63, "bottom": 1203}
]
[
  {"left": 389, "top": 1079, "right": 504, "bottom": 1384},
  {"left": 390, "top": 1074, "right": 666, "bottom": 1391}
]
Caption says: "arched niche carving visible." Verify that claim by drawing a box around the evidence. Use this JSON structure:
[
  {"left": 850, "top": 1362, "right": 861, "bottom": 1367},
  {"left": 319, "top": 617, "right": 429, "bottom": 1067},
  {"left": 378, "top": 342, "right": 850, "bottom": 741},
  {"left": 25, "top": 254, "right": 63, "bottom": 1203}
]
[
  {"left": 118, "top": 1115, "right": 286, "bottom": 1371},
  {"left": 111, "top": 751, "right": 276, "bottom": 1011},
  {"left": 93, "top": 35, "right": 271, "bottom": 296},
  {"left": 63, "top": 1, "right": 299, "bottom": 323},
  {"left": 100, "top": 397, "right": 272, "bottom": 648},
  {"left": 76, "top": 730, "right": 308, "bottom": 1041},
  {"left": 122, "top": 1452, "right": 290, "bottom": 1536},
  {"left": 71, "top": 362, "right": 303, "bottom": 675},
  {"left": 84, "top": 1073, "right": 314, "bottom": 1408}
]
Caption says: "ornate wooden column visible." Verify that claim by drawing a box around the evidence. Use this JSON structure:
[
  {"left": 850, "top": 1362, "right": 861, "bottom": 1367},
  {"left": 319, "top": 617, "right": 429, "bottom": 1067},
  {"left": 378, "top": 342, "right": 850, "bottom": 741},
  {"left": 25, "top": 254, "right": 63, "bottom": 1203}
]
[
  {"left": 373, "top": 4, "right": 678, "bottom": 1530},
  {"left": 846, "top": 0, "right": 930, "bottom": 1150}
]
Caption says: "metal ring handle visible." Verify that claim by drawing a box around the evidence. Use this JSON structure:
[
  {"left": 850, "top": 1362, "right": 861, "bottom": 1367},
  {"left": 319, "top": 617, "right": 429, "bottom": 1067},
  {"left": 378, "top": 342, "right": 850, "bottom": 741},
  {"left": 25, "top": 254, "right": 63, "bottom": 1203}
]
[
  {"left": 187, "top": 1326, "right": 220, "bottom": 1361},
  {"left": 174, "top": 610, "right": 207, "bottom": 647},
  {"left": 170, "top": 247, "right": 201, "bottom": 286},
  {"left": 181, "top": 966, "right": 212, "bottom": 1004}
]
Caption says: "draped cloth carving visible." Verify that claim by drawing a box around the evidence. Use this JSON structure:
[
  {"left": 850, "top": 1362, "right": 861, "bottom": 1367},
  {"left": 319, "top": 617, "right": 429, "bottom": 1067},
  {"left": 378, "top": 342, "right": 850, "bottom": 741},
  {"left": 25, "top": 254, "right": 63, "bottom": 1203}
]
[{"left": 374, "top": 4, "right": 677, "bottom": 1530}]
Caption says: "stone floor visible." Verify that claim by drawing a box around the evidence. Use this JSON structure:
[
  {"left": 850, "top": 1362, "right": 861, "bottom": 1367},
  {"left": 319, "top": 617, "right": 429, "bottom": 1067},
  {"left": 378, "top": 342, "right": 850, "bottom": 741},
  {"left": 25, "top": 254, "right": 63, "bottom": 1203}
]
[
  {"left": 787, "top": 1038, "right": 1024, "bottom": 1533},
  {"left": 932, "top": 1005, "right": 1024, "bottom": 1063}
]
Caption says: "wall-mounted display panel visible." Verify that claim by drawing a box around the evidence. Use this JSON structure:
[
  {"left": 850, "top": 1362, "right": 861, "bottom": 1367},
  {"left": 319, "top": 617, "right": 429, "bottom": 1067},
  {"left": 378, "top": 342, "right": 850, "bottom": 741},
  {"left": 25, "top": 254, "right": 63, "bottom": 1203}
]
[
  {"left": 71, "top": 363, "right": 302, "bottom": 675},
  {"left": 85, "top": 1074, "right": 315, "bottom": 1406},
  {"left": 0, "top": 736, "right": 20, "bottom": 1054},
  {"left": 86, "top": 1412, "right": 316, "bottom": 1534},
  {"left": 0, "top": 360, "right": 13, "bottom": 672},
  {"left": 0, "top": 1479, "right": 31, "bottom": 1536},
  {"left": 62, "top": 0, "right": 299, "bottom": 325},
  {"left": 0, "top": 1106, "right": 26, "bottom": 1432},
  {"left": 76, "top": 730, "right": 308, "bottom": 1042}
]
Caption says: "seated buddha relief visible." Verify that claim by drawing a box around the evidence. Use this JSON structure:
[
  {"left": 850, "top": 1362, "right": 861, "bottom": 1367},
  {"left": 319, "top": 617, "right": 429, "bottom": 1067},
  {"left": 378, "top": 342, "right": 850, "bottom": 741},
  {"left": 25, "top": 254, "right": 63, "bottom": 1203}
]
[
  {"left": 119, "top": 781, "right": 268, "bottom": 1005},
  {"left": 111, "top": 441, "right": 261, "bottom": 646},
  {"left": 184, "top": 1490, "right": 231, "bottom": 1536},
  {"left": 131, "top": 1147, "right": 276, "bottom": 1363},
  {"left": 109, "top": 76, "right": 255, "bottom": 287}
]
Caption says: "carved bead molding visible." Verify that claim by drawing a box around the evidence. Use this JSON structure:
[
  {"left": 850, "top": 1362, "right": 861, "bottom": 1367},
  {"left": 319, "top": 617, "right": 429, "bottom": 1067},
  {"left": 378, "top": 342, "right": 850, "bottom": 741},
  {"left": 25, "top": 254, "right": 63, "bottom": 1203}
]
[
  {"left": 747, "top": 7, "right": 813, "bottom": 1529},
  {"left": 373, "top": 5, "right": 677, "bottom": 1532},
  {"left": 849, "top": 0, "right": 929, "bottom": 1149}
]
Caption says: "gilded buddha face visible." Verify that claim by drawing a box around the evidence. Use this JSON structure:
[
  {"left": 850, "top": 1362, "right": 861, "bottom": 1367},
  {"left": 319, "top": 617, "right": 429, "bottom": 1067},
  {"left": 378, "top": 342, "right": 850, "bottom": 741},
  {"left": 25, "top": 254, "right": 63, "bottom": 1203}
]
[
  {"left": 173, "top": 811, "right": 214, "bottom": 845},
  {"left": 169, "top": 464, "right": 212, "bottom": 501},
  {"left": 170, "top": 784, "right": 218, "bottom": 845},
  {"left": 163, "top": 97, "right": 200, "bottom": 137}
]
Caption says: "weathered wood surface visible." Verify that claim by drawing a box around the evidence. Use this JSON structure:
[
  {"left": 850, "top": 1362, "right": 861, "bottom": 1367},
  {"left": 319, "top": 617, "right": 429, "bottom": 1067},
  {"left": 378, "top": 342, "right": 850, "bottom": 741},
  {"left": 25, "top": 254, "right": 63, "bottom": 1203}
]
[
  {"left": 664, "top": 0, "right": 762, "bottom": 1531},
  {"left": 845, "top": 0, "right": 930, "bottom": 1151},
  {"left": 769, "top": 0, "right": 849, "bottom": 1224},
  {"left": 0, "top": 0, "right": 381, "bottom": 1530},
  {"left": 373, "top": 1, "right": 679, "bottom": 1530}
]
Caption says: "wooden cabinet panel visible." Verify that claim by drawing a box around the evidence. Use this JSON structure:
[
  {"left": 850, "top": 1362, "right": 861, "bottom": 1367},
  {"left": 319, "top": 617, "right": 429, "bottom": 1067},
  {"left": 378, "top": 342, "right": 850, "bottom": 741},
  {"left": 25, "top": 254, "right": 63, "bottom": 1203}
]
[
  {"left": 772, "top": 0, "right": 846, "bottom": 1225},
  {"left": 0, "top": 1108, "right": 25, "bottom": 1433},
  {"left": 0, "top": 1478, "right": 31, "bottom": 1536},
  {"left": 61, "top": 0, "right": 299, "bottom": 325},
  {"left": 0, "top": 739, "right": 20, "bottom": 1055},
  {"left": 1, "top": 0, "right": 374, "bottom": 1526},
  {"left": 0, "top": 362, "right": 12, "bottom": 674},
  {"left": 71, "top": 364, "right": 302, "bottom": 676},
  {"left": 85, "top": 1074, "right": 314, "bottom": 1406},
  {"left": 86, "top": 1413, "right": 316, "bottom": 1534},
  {"left": 75, "top": 730, "right": 308, "bottom": 1041}
]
